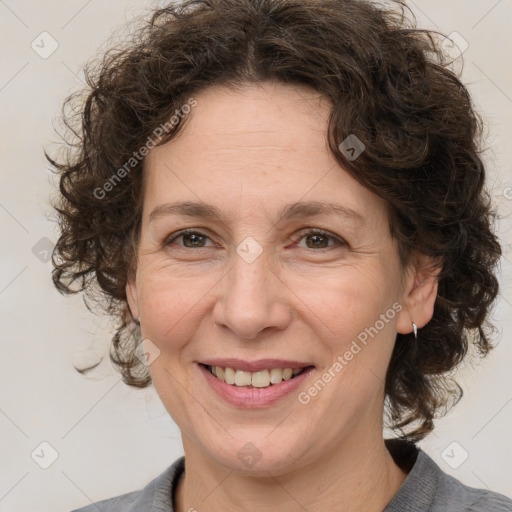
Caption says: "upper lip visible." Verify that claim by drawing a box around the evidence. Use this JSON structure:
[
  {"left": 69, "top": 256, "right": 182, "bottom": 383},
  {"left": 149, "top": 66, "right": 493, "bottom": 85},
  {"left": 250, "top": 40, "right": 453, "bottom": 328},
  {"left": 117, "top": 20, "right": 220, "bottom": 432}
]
[{"left": 199, "top": 358, "right": 314, "bottom": 372}]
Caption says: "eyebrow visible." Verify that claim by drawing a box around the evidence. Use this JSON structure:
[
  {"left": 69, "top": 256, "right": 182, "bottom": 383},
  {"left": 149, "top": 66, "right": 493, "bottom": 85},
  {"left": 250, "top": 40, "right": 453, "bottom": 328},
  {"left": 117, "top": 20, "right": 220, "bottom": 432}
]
[{"left": 149, "top": 200, "right": 365, "bottom": 227}]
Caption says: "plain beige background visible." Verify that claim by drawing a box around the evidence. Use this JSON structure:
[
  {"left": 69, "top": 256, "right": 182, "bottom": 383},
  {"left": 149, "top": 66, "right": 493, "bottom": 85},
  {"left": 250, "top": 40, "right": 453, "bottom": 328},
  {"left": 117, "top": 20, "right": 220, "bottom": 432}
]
[{"left": 1, "top": 1, "right": 511, "bottom": 511}]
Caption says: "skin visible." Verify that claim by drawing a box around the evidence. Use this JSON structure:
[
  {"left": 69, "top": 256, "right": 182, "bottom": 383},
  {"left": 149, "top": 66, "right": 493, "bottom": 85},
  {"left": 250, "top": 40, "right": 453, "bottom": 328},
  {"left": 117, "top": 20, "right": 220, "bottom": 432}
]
[{"left": 126, "top": 81, "right": 439, "bottom": 512}]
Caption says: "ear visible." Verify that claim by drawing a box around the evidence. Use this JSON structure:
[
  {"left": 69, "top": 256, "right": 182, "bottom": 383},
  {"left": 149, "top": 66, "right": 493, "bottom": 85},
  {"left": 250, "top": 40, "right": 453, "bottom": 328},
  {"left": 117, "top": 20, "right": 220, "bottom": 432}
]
[
  {"left": 126, "top": 272, "right": 140, "bottom": 322},
  {"left": 396, "top": 252, "right": 441, "bottom": 336}
]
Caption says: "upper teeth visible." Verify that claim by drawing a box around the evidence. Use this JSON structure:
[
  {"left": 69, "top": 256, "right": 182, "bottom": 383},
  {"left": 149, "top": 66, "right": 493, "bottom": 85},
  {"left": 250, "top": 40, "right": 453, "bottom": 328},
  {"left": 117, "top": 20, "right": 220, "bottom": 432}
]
[{"left": 210, "top": 366, "right": 303, "bottom": 387}]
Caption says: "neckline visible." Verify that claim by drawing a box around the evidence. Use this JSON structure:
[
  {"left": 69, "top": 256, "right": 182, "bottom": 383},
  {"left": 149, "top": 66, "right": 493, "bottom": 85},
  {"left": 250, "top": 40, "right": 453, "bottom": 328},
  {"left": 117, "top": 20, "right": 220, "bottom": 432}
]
[{"left": 168, "top": 439, "right": 423, "bottom": 511}]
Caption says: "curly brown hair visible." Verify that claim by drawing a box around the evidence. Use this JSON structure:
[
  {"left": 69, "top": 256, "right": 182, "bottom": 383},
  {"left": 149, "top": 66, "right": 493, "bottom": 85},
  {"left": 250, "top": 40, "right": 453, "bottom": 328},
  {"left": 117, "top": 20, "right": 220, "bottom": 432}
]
[{"left": 47, "top": 0, "right": 502, "bottom": 441}]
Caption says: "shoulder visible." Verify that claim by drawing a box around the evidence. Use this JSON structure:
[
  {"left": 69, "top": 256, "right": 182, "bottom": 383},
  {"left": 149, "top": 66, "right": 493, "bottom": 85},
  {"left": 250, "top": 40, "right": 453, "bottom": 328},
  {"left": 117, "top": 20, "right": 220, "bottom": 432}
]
[
  {"left": 68, "top": 456, "right": 185, "bottom": 512},
  {"left": 432, "top": 460, "right": 512, "bottom": 511},
  {"left": 385, "top": 439, "right": 512, "bottom": 512},
  {"left": 70, "top": 489, "right": 141, "bottom": 512}
]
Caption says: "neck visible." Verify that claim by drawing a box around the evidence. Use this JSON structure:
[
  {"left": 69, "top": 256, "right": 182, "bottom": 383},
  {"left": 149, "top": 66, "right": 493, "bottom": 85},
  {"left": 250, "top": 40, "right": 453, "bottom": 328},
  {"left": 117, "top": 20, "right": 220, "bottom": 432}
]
[{"left": 175, "top": 426, "right": 408, "bottom": 512}]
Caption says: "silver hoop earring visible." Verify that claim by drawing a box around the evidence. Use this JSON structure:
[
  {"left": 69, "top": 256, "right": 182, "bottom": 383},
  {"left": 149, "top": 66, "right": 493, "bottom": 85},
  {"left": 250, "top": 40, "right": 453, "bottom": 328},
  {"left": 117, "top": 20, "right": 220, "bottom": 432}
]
[
  {"left": 412, "top": 322, "right": 418, "bottom": 341},
  {"left": 135, "top": 317, "right": 140, "bottom": 326}
]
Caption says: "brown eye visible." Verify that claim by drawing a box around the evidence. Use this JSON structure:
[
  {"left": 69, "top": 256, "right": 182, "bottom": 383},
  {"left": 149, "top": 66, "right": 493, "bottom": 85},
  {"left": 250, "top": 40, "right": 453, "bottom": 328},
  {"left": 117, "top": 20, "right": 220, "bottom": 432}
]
[
  {"left": 294, "top": 229, "right": 346, "bottom": 250},
  {"left": 165, "top": 229, "right": 215, "bottom": 248}
]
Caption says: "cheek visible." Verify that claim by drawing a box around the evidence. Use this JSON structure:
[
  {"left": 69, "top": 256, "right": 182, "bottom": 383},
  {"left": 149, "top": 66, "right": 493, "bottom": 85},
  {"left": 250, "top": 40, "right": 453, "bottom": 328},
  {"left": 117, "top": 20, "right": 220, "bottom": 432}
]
[
  {"left": 291, "top": 262, "right": 398, "bottom": 343},
  {"left": 136, "top": 262, "right": 215, "bottom": 352},
  {"left": 292, "top": 263, "right": 401, "bottom": 412}
]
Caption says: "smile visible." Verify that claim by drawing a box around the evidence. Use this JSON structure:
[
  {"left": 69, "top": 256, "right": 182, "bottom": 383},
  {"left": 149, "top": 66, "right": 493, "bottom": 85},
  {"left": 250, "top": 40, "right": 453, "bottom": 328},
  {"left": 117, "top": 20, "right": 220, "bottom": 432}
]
[
  {"left": 205, "top": 365, "right": 306, "bottom": 388},
  {"left": 198, "top": 361, "right": 315, "bottom": 408}
]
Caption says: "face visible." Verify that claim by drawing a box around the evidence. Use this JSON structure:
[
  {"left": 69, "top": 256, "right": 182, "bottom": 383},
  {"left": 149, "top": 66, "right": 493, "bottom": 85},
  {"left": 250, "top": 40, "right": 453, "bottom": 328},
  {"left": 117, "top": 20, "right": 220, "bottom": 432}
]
[{"left": 127, "top": 81, "right": 418, "bottom": 475}]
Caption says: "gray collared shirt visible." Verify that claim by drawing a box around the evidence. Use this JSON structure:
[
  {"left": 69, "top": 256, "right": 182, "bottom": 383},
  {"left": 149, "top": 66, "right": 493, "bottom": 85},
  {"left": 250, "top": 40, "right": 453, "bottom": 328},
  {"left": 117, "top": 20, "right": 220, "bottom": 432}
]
[{"left": 70, "top": 441, "right": 512, "bottom": 511}]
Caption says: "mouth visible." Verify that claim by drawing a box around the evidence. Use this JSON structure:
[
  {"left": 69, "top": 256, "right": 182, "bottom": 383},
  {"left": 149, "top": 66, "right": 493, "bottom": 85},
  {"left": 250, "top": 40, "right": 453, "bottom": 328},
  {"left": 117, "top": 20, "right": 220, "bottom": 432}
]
[
  {"left": 200, "top": 363, "right": 313, "bottom": 388},
  {"left": 198, "top": 361, "right": 315, "bottom": 408}
]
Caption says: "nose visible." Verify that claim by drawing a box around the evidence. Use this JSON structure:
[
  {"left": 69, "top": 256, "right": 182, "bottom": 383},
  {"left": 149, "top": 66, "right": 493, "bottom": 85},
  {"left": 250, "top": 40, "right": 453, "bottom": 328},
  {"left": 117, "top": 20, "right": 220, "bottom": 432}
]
[{"left": 212, "top": 248, "right": 292, "bottom": 340}]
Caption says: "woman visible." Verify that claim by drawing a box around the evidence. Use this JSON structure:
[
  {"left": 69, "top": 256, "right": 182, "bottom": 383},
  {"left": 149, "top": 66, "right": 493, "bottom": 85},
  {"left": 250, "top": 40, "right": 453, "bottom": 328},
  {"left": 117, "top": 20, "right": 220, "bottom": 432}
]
[{"left": 48, "top": 0, "right": 511, "bottom": 510}]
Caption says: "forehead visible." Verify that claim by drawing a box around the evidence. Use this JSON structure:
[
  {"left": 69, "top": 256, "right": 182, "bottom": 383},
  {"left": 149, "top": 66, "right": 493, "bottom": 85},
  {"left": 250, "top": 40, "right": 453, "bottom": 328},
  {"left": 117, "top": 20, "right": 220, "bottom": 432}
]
[
  {"left": 147, "top": 81, "right": 331, "bottom": 167},
  {"left": 142, "top": 82, "right": 388, "bottom": 227}
]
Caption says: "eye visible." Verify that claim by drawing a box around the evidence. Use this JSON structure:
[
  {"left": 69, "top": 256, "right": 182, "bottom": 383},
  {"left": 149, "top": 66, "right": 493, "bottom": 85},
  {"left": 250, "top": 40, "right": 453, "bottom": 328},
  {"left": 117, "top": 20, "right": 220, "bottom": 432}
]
[
  {"left": 293, "top": 228, "right": 346, "bottom": 250},
  {"left": 164, "top": 229, "right": 216, "bottom": 248},
  {"left": 163, "top": 228, "right": 346, "bottom": 251}
]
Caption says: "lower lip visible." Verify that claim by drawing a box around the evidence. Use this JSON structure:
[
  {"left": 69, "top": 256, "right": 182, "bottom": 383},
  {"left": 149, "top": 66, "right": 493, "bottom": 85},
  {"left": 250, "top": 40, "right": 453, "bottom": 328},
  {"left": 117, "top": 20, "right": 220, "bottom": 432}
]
[{"left": 198, "top": 364, "right": 314, "bottom": 408}]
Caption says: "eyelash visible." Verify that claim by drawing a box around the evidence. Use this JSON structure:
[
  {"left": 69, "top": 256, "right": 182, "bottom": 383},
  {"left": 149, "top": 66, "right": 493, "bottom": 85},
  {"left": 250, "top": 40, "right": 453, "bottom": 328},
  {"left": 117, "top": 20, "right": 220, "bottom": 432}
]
[{"left": 164, "top": 228, "right": 347, "bottom": 251}]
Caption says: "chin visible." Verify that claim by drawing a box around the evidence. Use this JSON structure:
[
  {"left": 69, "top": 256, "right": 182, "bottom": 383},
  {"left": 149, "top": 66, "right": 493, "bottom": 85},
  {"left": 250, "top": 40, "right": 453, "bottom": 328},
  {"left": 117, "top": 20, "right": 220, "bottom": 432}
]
[{"left": 203, "top": 435, "right": 310, "bottom": 476}]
